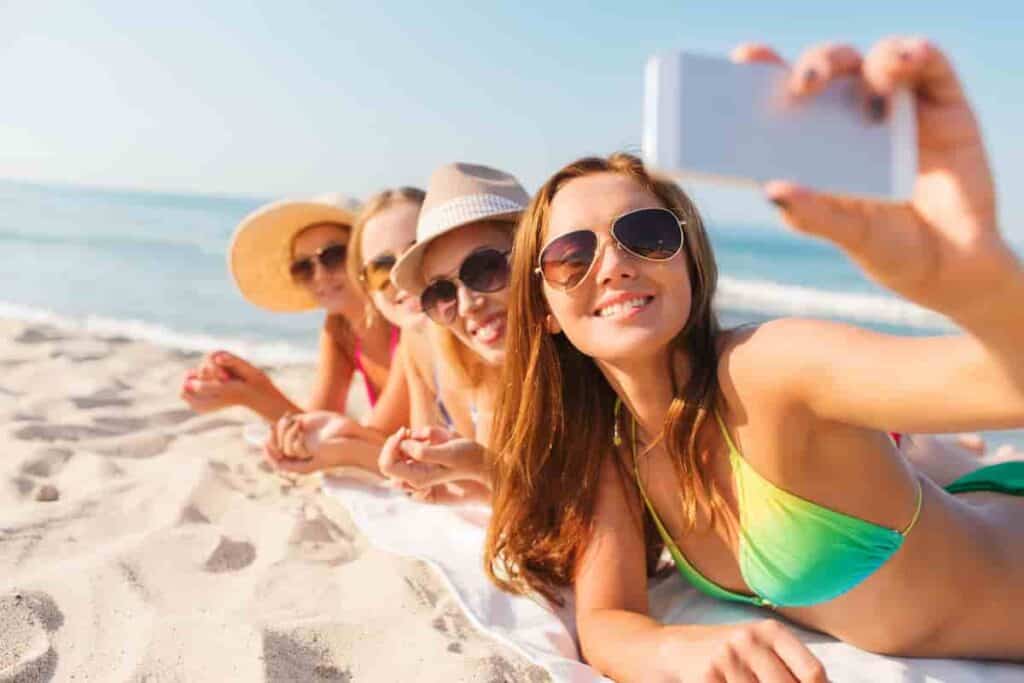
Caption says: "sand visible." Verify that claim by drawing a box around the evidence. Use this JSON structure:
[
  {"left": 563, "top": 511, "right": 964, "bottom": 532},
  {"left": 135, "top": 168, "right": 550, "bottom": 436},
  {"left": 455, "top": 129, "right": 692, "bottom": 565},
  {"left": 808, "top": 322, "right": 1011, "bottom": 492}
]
[{"left": 0, "top": 318, "right": 549, "bottom": 682}]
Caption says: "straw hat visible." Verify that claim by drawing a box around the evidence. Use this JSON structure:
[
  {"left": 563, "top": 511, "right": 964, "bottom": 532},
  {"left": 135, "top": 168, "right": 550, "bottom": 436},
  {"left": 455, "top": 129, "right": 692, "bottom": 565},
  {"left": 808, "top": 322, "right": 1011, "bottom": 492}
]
[
  {"left": 228, "top": 193, "right": 361, "bottom": 312},
  {"left": 391, "top": 163, "right": 529, "bottom": 295}
]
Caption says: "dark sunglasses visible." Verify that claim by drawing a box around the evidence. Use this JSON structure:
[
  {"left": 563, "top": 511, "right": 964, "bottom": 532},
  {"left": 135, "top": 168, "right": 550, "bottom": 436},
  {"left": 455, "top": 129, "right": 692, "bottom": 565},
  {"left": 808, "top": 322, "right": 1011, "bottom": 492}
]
[
  {"left": 420, "top": 248, "right": 511, "bottom": 325},
  {"left": 359, "top": 253, "right": 397, "bottom": 293},
  {"left": 535, "top": 207, "right": 684, "bottom": 292},
  {"left": 289, "top": 243, "right": 348, "bottom": 283}
]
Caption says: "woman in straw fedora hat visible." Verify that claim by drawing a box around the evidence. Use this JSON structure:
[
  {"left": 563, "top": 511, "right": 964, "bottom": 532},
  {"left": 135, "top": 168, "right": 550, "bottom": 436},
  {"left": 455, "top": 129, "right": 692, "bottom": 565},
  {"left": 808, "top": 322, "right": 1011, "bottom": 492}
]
[{"left": 180, "top": 194, "right": 401, "bottom": 472}]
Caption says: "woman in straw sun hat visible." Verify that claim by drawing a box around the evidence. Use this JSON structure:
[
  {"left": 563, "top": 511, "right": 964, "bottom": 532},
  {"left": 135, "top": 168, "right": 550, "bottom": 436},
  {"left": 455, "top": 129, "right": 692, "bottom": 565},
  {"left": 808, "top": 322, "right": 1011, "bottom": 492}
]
[{"left": 180, "top": 194, "right": 402, "bottom": 471}]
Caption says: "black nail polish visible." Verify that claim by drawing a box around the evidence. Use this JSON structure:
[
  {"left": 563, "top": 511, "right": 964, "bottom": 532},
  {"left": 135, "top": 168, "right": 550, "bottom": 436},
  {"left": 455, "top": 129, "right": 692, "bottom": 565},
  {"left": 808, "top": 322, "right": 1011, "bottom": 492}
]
[
  {"left": 803, "top": 67, "right": 818, "bottom": 84},
  {"left": 769, "top": 196, "right": 789, "bottom": 210},
  {"left": 868, "top": 95, "right": 887, "bottom": 121},
  {"left": 898, "top": 50, "right": 912, "bottom": 62}
]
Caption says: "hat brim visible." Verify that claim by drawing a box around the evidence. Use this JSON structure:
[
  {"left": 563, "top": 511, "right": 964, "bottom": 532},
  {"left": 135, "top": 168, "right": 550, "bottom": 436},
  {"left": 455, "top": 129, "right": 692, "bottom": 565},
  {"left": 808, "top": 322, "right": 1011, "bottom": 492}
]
[
  {"left": 229, "top": 200, "right": 358, "bottom": 312},
  {"left": 391, "top": 209, "right": 521, "bottom": 296}
]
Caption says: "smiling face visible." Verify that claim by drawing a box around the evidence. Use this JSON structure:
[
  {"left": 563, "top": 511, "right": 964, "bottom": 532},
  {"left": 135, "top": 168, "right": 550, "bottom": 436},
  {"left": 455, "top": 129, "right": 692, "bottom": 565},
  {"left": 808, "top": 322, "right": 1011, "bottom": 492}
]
[
  {"left": 291, "top": 223, "right": 360, "bottom": 314},
  {"left": 541, "top": 172, "right": 691, "bottom": 365},
  {"left": 360, "top": 200, "right": 422, "bottom": 328},
  {"left": 420, "top": 221, "right": 513, "bottom": 366}
]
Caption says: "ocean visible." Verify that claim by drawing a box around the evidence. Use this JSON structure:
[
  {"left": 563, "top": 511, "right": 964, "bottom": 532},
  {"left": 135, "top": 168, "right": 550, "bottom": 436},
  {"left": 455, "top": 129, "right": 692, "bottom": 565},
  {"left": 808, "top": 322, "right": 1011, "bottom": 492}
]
[{"left": 2, "top": 178, "right": 1021, "bottom": 447}]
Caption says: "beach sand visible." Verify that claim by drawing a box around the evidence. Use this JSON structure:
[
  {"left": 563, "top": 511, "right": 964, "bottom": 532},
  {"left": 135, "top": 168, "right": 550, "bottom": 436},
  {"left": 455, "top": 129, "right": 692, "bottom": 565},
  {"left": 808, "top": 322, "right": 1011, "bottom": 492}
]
[{"left": 0, "top": 318, "right": 549, "bottom": 682}]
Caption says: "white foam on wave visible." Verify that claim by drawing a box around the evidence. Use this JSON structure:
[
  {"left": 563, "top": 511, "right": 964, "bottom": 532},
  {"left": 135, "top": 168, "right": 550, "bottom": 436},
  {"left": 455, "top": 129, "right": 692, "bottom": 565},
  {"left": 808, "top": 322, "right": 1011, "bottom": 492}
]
[
  {"left": 716, "top": 277, "right": 953, "bottom": 330},
  {"left": 0, "top": 301, "right": 317, "bottom": 365}
]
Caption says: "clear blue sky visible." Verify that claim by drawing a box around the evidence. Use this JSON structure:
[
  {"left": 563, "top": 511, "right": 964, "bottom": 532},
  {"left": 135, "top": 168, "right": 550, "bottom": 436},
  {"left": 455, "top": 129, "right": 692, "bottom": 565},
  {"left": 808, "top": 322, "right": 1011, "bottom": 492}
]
[{"left": 2, "top": 1, "right": 1022, "bottom": 236}]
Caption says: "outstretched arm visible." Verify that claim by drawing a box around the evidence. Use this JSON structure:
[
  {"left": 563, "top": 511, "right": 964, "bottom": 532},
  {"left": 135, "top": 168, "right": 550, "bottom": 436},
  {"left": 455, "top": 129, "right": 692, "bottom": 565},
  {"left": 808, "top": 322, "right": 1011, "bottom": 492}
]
[{"left": 732, "top": 38, "right": 1024, "bottom": 432}]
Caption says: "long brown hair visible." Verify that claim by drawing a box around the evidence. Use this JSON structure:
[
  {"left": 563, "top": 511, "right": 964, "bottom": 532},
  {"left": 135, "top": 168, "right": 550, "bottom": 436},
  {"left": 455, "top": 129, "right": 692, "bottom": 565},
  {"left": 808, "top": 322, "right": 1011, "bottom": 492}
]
[{"left": 485, "top": 153, "right": 722, "bottom": 603}]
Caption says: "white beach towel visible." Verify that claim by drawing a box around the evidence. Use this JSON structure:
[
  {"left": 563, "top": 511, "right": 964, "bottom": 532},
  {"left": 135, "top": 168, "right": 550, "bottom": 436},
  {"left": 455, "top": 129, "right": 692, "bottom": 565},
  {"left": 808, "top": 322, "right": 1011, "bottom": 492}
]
[{"left": 322, "top": 473, "right": 1024, "bottom": 683}]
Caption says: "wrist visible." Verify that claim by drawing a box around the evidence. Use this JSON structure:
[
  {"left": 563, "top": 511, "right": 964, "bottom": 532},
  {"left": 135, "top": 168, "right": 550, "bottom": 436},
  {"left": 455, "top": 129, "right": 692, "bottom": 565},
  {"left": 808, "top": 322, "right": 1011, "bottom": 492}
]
[{"left": 950, "top": 264, "right": 1024, "bottom": 332}]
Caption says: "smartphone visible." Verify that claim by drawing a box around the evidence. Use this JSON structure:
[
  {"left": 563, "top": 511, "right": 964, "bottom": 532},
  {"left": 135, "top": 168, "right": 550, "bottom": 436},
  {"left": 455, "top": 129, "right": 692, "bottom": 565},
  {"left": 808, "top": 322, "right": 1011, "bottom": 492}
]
[{"left": 642, "top": 51, "right": 917, "bottom": 199}]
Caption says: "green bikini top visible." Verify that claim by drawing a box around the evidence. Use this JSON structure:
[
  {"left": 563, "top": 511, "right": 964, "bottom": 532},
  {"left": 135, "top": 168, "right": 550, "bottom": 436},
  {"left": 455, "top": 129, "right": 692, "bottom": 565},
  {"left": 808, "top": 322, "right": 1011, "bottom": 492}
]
[{"left": 620, "top": 402, "right": 923, "bottom": 609}]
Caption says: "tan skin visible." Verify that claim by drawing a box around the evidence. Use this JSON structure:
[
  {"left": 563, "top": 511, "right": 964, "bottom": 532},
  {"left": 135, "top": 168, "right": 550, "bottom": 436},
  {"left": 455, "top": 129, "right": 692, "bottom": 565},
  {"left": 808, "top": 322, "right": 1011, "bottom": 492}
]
[
  {"left": 180, "top": 222, "right": 392, "bottom": 430},
  {"left": 543, "top": 38, "right": 1024, "bottom": 682},
  {"left": 261, "top": 203, "right": 479, "bottom": 480},
  {"left": 376, "top": 221, "right": 514, "bottom": 503}
]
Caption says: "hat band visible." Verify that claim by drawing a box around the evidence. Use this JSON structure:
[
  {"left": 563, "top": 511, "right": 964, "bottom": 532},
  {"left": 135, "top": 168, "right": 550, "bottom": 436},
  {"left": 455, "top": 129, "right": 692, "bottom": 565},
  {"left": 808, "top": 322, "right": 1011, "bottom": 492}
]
[{"left": 418, "top": 193, "right": 525, "bottom": 238}]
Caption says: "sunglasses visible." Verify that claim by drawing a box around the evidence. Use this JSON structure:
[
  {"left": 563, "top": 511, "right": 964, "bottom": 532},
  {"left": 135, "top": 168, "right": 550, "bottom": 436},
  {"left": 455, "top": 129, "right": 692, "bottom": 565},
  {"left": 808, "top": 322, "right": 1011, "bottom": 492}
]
[
  {"left": 360, "top": 253, "right": 397, "bottom": 293},
  {"left": 420, "top": 248, "right": 511, "bottom": 325},
  {"left": 535, "top": 207, "right": 684, "bottom": 292},
  {"left": 289, "top": 243, "right": 348, "bottom": 283}
]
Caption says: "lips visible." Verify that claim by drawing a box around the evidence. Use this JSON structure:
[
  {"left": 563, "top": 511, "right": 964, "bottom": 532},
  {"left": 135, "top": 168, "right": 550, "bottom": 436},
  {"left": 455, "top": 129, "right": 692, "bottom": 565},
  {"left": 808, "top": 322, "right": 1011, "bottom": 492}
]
[
  {"left": 469, "top": 312, "right": 506, "bottom": 346},
  {"left": 593, "top": 294, "right": 654, "bottom": 319}
]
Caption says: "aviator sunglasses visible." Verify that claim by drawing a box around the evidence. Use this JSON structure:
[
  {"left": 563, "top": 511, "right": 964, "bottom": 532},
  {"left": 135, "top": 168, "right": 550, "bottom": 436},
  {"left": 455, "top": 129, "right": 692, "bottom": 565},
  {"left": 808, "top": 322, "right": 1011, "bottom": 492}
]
[
  {"left": 289, "top": 243, "right": 348, "bottom": 283},
  {"left": 535, "top": 207, "right": 685, "bottom": 291},
  {"left": 420, "top": 248, "right": 511, "bottom": 325}
]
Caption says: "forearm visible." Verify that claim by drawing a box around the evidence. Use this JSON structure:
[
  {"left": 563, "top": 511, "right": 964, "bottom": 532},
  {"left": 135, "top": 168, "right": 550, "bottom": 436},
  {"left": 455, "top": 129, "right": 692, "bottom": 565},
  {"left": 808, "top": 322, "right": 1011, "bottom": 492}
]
[
  {"left": 246, "top": 385, "right": 301, "bottom": 422},
  {"left": 321, "top": 437, "right": 383, "bottom": 474},
  {"left": 577, "top": 608, "right": 674, "bottom": 682},
  {"left": 952, "top": 267, "right": 1024, "bottom": 396}
]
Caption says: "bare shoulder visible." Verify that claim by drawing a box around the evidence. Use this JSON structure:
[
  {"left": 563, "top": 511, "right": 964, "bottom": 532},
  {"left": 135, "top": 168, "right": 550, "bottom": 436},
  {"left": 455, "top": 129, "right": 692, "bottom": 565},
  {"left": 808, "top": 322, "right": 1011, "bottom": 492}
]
[{"left": 716, "top": 318, "right": 843, "bottom": 415}]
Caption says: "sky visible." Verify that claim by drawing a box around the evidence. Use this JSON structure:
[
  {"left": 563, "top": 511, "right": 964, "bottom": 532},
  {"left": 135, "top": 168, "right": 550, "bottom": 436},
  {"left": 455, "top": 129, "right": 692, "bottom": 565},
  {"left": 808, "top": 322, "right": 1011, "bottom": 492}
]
[{"left": 2, "top": 1, "right": 1022, "bottom": 236}]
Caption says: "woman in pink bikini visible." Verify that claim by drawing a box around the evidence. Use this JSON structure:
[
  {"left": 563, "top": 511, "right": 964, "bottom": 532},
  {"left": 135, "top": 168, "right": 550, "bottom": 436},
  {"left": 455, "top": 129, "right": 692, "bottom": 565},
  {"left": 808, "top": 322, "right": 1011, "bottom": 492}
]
[{"left": 180, "top": 194, "right": 401, "bottom": 455}]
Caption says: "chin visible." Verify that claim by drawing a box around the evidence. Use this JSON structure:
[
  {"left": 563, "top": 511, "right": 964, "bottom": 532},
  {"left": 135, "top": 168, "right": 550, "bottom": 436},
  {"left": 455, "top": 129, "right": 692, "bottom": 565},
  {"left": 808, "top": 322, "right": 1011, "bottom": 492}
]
[{"left": 575, "top": 325, "right": 680, "bottom": 364}]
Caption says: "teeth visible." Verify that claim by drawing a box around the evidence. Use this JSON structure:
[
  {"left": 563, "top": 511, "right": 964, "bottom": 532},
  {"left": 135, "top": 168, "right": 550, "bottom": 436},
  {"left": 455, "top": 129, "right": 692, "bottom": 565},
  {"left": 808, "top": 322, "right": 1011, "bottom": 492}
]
[
  {"left": 597, "top": 297, "right": 648, "bottom": 318},
  {"left": 474, "top": 318, "right": 502, "bottom": 343}
]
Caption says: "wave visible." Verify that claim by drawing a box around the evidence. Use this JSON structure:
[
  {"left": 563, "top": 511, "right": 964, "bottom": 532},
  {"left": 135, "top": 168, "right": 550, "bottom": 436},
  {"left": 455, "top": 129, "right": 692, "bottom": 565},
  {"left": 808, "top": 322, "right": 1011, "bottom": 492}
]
[
  {"left": 0, "top": 229, "right": 226, "bottom": 259},
  {"left": 717, "top": 277, "right": 952, "bottom": 330},
  {"left": 0, "top": 301, "right": 316, "bottom": 365}
]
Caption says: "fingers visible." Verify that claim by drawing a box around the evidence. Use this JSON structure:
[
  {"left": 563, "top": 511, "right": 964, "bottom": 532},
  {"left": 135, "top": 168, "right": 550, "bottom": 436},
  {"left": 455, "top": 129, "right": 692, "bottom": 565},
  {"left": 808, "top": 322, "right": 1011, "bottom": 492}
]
[
  {"left": 282, "top": 418, "right": 308, "bottom": 460},
  {"left": 757, "top": 621, "right": 828, "bottom": 683},
  {"left": 377, "top": 428, "right": 407, "bottom": 475},
  {"left": 763, "top": 180, "right": 929, "bottom": 293},
  {"left": 788, "top": 42, "right": 862, "bottom": 97},
  {"left": 211, "top": 350, "right": 261, "bottom": 383},
  {"left": 730, "top": 42, "right": 786, "bottom": 66},
  {"left": 862, "top": 36, "right": 966, "bottom": 106},
  {"left": 409, "top": 425, "right": 456, "bottom": 444}
]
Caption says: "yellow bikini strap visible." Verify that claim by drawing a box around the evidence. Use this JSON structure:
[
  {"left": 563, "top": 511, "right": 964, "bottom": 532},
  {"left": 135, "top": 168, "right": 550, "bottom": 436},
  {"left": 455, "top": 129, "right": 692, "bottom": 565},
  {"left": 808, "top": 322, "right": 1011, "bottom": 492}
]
[
  {"left": 713, "top": 411, "right": 741, "bottom": 458},
  {"left": 899, "top": 477, "right": 924, "bottom": 537}
]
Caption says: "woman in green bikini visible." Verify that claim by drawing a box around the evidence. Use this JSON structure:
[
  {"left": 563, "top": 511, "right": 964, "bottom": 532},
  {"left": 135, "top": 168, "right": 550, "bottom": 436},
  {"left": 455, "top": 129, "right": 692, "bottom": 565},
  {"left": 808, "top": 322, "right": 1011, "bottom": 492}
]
[{"left": 485, "top": 38, "right": 1024, "bottom": 681}]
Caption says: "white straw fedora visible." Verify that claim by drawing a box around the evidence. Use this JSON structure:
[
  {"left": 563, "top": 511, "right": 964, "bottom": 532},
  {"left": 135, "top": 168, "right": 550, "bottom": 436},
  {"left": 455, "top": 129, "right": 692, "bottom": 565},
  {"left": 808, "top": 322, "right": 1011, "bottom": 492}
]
[
  {"left": 228, "top": 193, "right": 361, "bottom": 312},
  {"left": 390, "top": 163, "right": 529, "bottom": 295}
]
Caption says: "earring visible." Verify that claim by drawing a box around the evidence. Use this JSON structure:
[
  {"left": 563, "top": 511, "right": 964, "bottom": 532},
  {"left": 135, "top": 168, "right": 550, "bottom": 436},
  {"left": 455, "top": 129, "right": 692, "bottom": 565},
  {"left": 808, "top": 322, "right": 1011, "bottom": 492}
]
[
  {"left": 613, "top": 398, "right": 622, "bottom": 446},
  {"left": 363, "top": 302, "right": 377, "bottom": 329}
]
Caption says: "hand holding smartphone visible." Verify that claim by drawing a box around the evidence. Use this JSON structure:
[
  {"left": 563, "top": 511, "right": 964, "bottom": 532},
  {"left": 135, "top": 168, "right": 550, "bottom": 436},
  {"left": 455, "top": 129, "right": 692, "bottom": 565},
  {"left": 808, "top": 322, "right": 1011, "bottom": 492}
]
[{"left": 643, "top": 50, "right": 916, "bottom": 199}]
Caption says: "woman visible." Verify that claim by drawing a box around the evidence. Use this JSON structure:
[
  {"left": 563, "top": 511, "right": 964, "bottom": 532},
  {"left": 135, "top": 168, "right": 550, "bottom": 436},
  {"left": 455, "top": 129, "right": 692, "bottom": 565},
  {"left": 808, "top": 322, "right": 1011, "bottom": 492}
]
[
  {"left": 180, "top": 195, "right": 398, "bottom": 452},
  {"left": 270, "top": 164, "right": 528, "bottom": 499},
  {"left": 372, "top": 162, "right": 530, "bottom": 501},
  {"left": 486, "top": 38, "right": 1024, "bottom": 682}
]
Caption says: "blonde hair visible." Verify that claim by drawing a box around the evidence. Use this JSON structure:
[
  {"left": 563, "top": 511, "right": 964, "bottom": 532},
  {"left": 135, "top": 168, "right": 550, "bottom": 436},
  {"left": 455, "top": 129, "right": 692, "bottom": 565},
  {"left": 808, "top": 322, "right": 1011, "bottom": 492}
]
[
  {"left": 346, "top": 186, "right": 426, "bottom": 295},
  {"left": 485, "top": 153, "right": 723, "bottom": 603}
]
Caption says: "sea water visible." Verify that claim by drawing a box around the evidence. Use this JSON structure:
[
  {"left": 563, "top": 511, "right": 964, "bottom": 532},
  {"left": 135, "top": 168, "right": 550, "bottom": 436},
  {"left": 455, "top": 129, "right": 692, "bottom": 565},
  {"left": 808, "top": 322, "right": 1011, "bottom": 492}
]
[{"left": 2, "top": 178, "right": 1020, "bottom": 447}]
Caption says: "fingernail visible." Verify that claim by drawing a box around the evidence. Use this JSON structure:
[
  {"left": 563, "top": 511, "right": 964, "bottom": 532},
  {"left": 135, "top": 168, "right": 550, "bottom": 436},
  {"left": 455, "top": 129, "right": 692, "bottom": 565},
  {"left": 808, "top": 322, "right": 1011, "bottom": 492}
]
[
  {"left": 898, "top": 50, "right": 912, "bottom": 62},
  {"left": 768, "top": 196, "right": 789, "bottom": 210},
  {"left": 802, "top": 67, "right": 818, "bottom": 84},
  {"left": 868, "top": 95, "right": 886, "bottom": 121}
]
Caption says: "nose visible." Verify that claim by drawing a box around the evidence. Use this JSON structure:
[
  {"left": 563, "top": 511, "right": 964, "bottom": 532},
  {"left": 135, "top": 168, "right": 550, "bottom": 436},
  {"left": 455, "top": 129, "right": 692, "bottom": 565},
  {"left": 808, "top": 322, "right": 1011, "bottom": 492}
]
[
  {"left": 592, "top": 237, "right": 637, "bottom": 287},
  {"left": 456, "top": 282, "right": 483, "bottom": 319}
]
